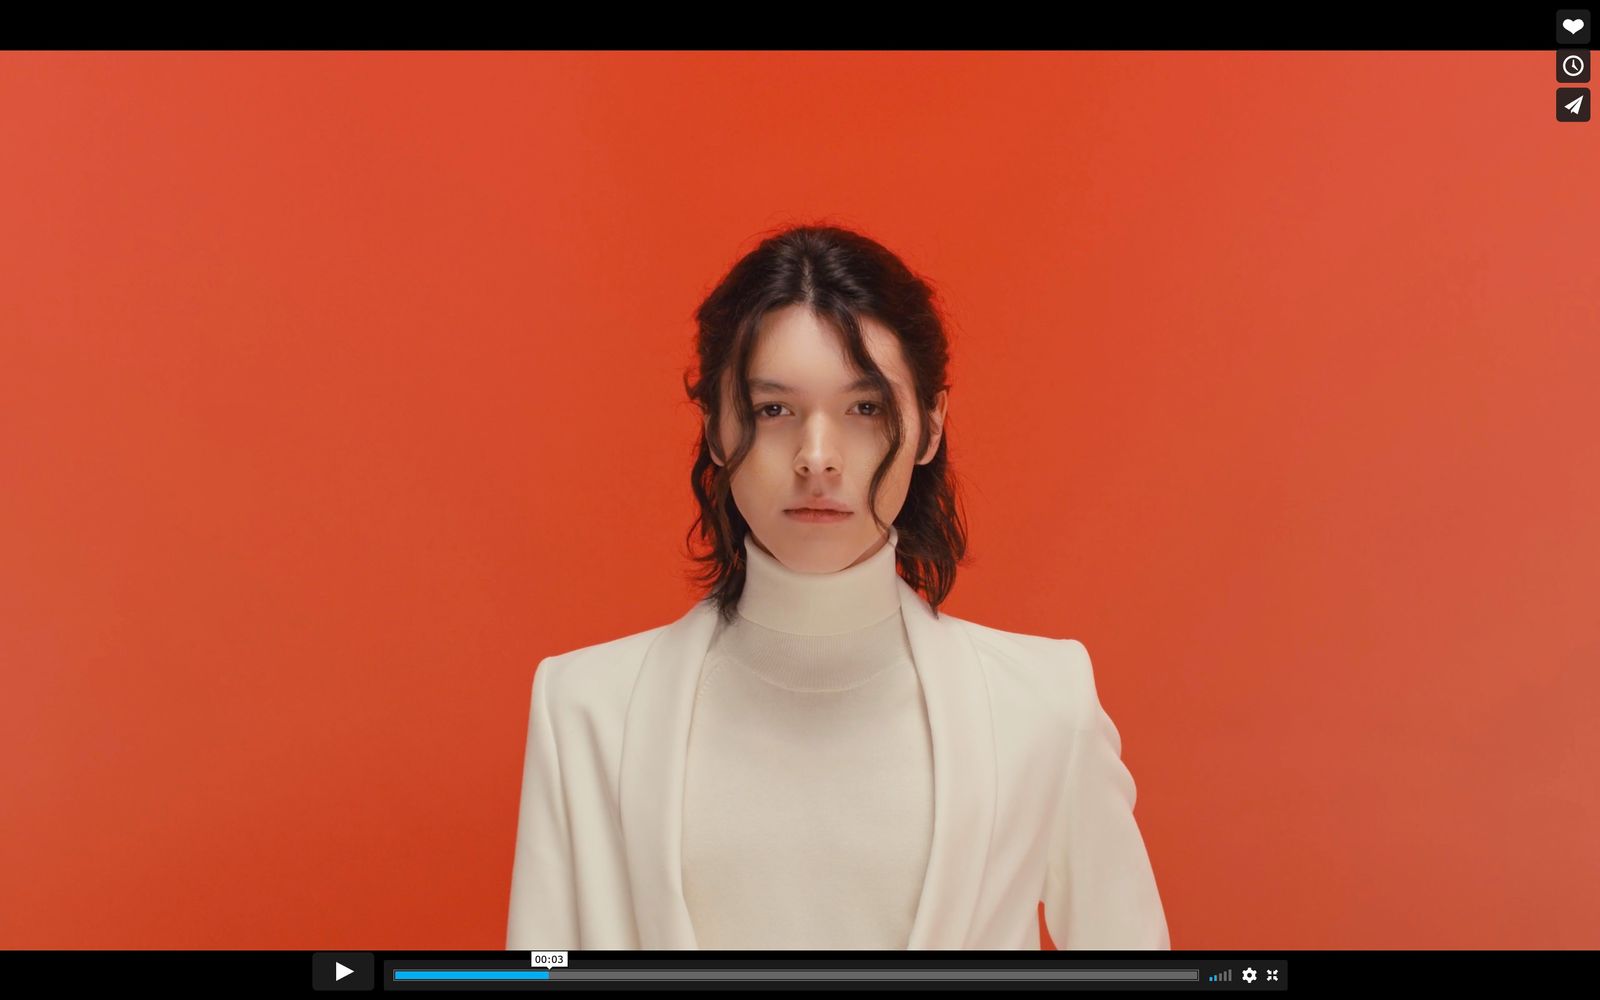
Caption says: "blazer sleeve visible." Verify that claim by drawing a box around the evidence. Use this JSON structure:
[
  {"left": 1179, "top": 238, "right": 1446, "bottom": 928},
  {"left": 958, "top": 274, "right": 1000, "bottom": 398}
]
[
  {"left": 506, "top": 657, "right": 580, "bottom": 950},
  {"left": 1041, "top": 639, "right": 1171, "bottom": 949}
]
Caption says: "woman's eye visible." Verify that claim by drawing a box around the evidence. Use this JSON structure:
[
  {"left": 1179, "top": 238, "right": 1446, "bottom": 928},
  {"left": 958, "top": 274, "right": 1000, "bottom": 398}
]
[{"left": 753, "top": 402, "right": 884, "bottom": 420}]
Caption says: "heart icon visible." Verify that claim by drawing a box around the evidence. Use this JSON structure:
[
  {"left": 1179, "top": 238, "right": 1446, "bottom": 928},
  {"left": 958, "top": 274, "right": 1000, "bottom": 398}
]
[{"left": 1564, "top": 18, "right": 1585, "bottom": 34}]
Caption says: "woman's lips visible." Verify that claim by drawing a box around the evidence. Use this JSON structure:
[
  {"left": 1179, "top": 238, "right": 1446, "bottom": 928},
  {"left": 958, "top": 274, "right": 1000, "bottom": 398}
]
[{"left": 785, "top": 509, "right": 853, "bottom": 522}]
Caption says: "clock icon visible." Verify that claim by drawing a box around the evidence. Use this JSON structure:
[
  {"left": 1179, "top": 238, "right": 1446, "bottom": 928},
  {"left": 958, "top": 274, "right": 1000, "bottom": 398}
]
[{"left": 1559, "top": 49, "right": 1591, "bottom": 82}]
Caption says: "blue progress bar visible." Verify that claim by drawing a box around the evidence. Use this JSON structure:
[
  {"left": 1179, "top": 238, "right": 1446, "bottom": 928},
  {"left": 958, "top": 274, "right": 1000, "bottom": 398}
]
[{"left": 394, "top": 970, "right": 551, "bottom": 981}]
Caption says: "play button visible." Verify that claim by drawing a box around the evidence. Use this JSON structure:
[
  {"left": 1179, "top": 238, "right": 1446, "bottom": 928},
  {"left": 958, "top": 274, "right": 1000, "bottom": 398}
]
[{"left": 313, "top": 952, "right": 374, "bottom": 990}]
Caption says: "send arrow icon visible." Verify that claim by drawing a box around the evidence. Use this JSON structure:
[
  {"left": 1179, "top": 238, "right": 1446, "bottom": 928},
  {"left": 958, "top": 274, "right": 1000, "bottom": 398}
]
[{"left": 1558, "top": 87, "right": 1592, "bottom": 120}]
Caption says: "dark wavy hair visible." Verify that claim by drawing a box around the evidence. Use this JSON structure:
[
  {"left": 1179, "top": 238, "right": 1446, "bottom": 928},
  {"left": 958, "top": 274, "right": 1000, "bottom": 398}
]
[{"left": 680, "top": 222, "right": 970, "bottom": 626}]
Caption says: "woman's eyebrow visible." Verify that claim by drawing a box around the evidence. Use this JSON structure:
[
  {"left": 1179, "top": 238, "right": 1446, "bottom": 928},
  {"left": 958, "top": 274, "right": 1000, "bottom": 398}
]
[{"left": 749, "top": 375, "right": 889, "bottom": 394}]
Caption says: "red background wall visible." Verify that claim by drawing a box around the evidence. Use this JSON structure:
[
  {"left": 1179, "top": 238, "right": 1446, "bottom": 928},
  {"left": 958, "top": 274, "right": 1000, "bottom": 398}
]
[{"left": 1, "top": 52, "right": 1596, "bottom": 949}]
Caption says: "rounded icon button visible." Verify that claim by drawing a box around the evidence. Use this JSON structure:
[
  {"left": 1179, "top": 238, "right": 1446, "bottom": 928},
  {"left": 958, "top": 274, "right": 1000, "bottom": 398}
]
[
  {"left": 312, "top": 952, "right": 375, "bottom": 991},
  {"left": 1557, "top": 10, "right": 1591, "bottom": 46},
  {"left": 1558, "top": 87, "right": 1592, "bottom": 121}
]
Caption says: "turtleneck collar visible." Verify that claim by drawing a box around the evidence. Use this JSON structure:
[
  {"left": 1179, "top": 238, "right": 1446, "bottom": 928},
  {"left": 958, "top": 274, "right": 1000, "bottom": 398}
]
[{"left": 736, "top": 525, "right": 902, "bottom": 636}]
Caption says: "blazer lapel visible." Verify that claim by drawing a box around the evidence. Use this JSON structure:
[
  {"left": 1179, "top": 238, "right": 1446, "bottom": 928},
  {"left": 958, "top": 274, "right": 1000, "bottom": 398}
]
[
  {"left": 619, "top": 576, "right": 997, "bottom": 949},
  {"left": 619, "top": 595, "right": 718, "bottom": 949},
  {"left": 896, "top": 575, "right": 998, "bottom": 949}
]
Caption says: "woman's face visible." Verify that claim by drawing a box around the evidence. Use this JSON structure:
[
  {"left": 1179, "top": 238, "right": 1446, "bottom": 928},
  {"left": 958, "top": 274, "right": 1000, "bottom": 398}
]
[{"left": 708, "top": 304, "right": 947, "bottom": 574}]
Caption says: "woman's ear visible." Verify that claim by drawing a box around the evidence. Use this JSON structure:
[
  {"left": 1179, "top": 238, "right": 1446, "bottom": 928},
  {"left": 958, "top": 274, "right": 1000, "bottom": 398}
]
[{"left": 918, "top": 390, "right": 949, "bottom": 465}]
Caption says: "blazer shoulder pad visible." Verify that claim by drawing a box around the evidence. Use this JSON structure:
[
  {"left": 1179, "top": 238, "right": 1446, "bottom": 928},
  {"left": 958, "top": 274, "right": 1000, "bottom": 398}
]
[
  {"left": 543, "top": 621, "right": 668, "bottom": 667},
  {"left": 955, "top": 616, "right": 1071, "bottom": 663},
  {"left": 534, "top": 620, "right": 675, "bottom": 706},
  {"left": 966, "top": 623, "right": 1098, "bottom": 721}
]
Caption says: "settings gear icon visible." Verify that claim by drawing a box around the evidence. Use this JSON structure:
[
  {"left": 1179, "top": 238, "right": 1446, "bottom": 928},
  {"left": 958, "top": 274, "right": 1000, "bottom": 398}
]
[{"left": 1243, "top": 967, "right": 1258, "bottom": 983}]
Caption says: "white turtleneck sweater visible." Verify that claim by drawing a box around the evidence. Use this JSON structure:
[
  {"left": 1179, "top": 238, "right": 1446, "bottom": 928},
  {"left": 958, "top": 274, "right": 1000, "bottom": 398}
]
[{"left": 680, "top": 524, "right": 934, "bottom": 950}]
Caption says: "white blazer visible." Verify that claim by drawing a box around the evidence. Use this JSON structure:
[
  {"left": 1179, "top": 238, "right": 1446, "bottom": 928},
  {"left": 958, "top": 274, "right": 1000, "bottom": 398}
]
[{"left": 507, "top": 574, "right": 1170, "bottom": 950}]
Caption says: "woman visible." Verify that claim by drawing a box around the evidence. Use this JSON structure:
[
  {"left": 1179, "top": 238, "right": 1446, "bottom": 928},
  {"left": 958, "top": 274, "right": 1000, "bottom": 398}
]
[{"left": 507, "top": 224, "right": 1170, "bottom": 950}]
